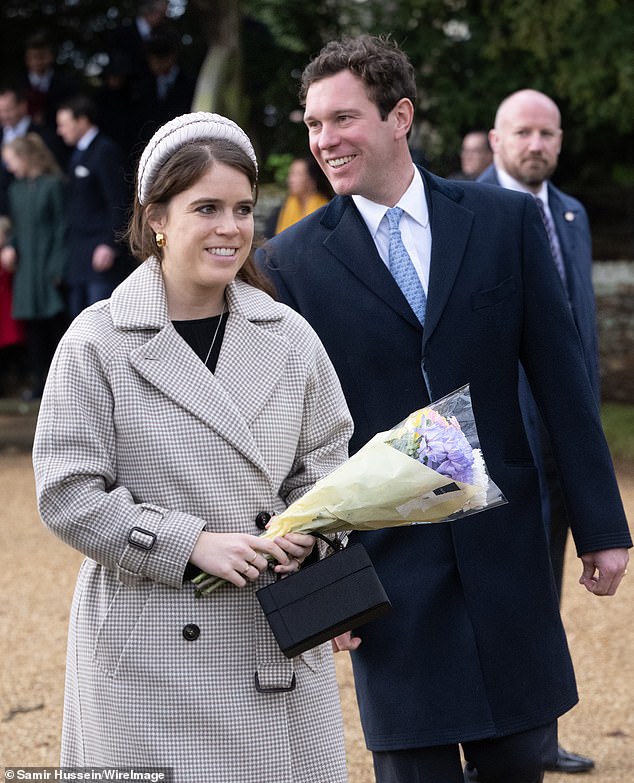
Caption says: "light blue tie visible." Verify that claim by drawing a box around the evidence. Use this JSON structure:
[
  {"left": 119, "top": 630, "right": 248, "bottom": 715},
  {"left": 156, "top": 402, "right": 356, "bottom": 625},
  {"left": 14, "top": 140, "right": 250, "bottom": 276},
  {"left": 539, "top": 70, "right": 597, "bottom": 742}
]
[{"left": 385, "top": 207, "right": 427, "bottom": 324}]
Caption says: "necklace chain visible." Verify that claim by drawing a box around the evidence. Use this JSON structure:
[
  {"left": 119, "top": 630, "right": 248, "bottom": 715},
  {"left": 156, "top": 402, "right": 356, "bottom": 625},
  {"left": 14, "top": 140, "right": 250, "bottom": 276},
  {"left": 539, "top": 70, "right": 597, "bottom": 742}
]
[{"left": 204, "top": 301, "right": 226, "bottom": 367}]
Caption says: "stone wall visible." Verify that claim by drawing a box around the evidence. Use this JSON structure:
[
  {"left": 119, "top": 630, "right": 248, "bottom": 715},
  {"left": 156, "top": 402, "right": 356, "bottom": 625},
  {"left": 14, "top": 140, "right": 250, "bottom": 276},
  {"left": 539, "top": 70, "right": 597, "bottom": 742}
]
[{"left": 594, "top": 261, "right": 634, "bottom": 403}]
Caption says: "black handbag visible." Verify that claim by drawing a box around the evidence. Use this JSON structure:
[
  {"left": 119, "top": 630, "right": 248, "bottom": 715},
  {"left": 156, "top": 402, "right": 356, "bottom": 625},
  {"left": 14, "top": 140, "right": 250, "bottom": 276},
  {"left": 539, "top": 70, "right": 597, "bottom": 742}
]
[{"left": 256, "top": 535, "right": 392, "bottom": 659}]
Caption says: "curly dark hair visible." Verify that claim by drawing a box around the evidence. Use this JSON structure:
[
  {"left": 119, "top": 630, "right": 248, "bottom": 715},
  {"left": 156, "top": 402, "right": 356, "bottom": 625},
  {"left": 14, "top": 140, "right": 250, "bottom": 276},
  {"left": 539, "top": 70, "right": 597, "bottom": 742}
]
[{"left": 299, "top": 34, "right": 417, "bottom": 120}]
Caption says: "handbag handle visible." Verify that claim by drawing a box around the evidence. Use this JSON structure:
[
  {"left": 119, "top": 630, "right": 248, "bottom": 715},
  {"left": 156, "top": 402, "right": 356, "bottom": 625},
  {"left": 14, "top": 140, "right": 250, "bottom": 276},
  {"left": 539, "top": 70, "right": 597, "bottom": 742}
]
[
  {"left": 272, "top": 531, "right": 345, "bottom": 580},
  {"left": 311, "top": 531, "right": 344, "bottom": 551}
]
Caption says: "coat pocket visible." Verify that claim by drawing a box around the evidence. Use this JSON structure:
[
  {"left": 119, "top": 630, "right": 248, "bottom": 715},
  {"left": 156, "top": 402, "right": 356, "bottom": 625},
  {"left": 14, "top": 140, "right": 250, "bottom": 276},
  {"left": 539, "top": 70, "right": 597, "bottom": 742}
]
[
  {"left": 93, "top": 580, "right": 155, "bottom": 678},
  {"left": 471, "top": 276, "right": 516, "bottom": 310}
]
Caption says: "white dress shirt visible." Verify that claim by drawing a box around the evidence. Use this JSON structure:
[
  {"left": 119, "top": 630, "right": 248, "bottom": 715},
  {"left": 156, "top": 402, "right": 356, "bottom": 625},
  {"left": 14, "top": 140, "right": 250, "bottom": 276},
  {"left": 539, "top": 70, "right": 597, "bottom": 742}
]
[
  {"left": 353, "top": 165, "right": 432, "bottom": 294},
  {"left": 496, "top": 168, "right": 555, "bottom": 225},
  {"left": 76, "top": 126, "right": 99, "bottom": 152}
]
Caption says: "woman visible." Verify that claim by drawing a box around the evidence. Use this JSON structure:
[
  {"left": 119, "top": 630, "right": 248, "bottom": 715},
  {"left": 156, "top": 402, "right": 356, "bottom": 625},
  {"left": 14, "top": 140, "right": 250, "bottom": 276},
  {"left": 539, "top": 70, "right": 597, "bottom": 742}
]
[
  {"left": 33, "top": 113, "right": 352, "bottom": 782},
  {"left": 272, "top": 156, "right": 332, "bottom": 235},
  {"left": 1, "top": 133, "right": 67, "bottom": 399}
]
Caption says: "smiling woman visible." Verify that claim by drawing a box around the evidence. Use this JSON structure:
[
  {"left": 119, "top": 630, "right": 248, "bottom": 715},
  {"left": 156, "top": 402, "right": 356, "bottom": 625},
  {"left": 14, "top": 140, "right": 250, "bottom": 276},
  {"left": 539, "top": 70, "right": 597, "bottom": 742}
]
[
  {"left": 32, "top": 112, "right": 353, "bottom": 782},
  {"left": 148, "top": 163, "right": 256, "bottom": 319}
]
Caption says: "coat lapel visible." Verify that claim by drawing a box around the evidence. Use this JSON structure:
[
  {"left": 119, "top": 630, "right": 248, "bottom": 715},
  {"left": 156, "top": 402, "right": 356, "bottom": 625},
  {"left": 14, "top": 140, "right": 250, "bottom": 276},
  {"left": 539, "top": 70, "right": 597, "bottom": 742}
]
[
  {"left": 112, "top": 260, "right": 290, "bottom": 479},
  {"left": 423, "top": 173, "right": 474, "bottom": 346},
  {"left": 322, "top": 198, "right": 421, "bottom": 328},
  {"left": 320, "top": 173, "right": 475, "bottom": 341}
]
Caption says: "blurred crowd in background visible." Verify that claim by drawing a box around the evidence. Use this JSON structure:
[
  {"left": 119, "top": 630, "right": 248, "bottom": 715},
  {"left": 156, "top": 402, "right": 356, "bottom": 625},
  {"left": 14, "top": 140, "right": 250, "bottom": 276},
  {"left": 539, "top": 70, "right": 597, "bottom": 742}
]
[{"left": 0, "top": 1, "right": 304, "bottom": 400}]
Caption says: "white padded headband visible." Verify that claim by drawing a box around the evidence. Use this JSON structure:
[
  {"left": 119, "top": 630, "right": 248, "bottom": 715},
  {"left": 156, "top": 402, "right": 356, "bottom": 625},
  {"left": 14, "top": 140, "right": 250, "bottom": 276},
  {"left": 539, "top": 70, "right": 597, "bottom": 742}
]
[{"left": 137, "top": 112, "right": 258, "bottom": 204}]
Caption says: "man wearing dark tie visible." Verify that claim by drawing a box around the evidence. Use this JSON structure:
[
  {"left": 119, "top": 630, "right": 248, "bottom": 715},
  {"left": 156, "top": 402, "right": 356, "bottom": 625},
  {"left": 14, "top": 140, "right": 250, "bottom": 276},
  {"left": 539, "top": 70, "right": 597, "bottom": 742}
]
[
  {"left": 478, "top": 89, "right": 599, "bottom": 774},
  {"left": 256, "top": 35, "right": 630, "bottom": 783}
]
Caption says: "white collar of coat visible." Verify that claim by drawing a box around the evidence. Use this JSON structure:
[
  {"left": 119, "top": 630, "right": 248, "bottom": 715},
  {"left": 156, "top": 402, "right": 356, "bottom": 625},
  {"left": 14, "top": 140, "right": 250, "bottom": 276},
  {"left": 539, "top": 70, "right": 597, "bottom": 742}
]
[{"left": 109, "top": 256, "right": 286, "bottom": 331}]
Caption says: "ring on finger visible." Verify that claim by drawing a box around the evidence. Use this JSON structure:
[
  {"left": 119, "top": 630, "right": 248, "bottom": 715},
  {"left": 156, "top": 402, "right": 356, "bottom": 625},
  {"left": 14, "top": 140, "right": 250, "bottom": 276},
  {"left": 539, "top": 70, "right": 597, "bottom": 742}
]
[
  {"left": 240, "top": 563, "right": 251, "bottom": 575},
  {"left": 248, "top": 552, "right": 258, "bottom": 564}
]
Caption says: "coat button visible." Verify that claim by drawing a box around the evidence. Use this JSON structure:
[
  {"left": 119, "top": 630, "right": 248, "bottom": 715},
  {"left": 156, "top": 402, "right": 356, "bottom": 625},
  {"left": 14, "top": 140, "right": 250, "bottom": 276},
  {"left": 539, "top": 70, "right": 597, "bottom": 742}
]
[
  {"left": 255, "top": 511, "right": 271, "bottom": 530},
  {"left": 182, "top": 623, "right": 200, "bottom": 641}
]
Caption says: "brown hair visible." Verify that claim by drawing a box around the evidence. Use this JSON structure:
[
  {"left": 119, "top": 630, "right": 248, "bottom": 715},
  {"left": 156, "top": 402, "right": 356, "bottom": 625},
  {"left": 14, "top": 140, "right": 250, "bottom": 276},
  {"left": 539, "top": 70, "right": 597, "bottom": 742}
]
[
  {"left": 127, "top": 138, "right": 275, "bottom": 296},
  {"left": 299, "top": 34, "right": 417, "bottom": 121}
]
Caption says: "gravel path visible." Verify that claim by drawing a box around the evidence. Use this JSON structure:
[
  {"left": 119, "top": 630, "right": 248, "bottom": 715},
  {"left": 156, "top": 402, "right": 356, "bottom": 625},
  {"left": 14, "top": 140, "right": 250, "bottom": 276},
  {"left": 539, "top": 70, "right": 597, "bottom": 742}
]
[{"left": 1, "top": 453, "right": 632, "bottom": 780}]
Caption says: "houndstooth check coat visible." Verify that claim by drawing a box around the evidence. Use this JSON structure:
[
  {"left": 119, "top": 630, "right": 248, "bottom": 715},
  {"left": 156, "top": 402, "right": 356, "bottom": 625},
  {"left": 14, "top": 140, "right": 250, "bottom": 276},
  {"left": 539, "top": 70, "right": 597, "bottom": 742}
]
[{"left": 33, "top": 257, "right": 353, "bottom": 782}]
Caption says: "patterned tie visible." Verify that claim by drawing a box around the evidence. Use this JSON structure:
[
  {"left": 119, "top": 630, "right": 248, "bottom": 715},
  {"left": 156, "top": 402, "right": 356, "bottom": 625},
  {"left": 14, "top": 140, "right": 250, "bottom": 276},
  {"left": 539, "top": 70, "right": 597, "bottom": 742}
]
[
  {"left": 534, "top": 196, "right": 568, "bottom": 290},
  {"left": 385, "top": 207, "right": 427, "bottom": 324}
]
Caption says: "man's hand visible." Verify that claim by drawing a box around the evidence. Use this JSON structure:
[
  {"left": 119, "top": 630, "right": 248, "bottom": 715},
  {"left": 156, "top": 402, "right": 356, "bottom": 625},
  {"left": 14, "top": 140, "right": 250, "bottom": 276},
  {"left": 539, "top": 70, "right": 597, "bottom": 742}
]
[
  {"left": 579, "top": 547, "right": 629, "bottom": 595},
  {"left": 92, "top": 244, "right": 115, "bottom": 272},
  {"left": 331, "top": 630, "right": 362, "bottom": 653}
]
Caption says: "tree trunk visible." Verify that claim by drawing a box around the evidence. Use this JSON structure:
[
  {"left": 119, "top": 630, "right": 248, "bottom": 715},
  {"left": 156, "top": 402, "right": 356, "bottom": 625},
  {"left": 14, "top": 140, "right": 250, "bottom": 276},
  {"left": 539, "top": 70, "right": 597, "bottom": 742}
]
[{"left": 189, "top": 0, "right": 248, "bottom": 127}]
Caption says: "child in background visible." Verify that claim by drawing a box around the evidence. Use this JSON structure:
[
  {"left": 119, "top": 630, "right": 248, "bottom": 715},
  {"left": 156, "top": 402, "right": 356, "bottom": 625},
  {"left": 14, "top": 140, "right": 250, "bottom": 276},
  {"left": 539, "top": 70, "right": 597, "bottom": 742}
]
[{"left": 1, "top": 133, "right": 68, "bottom": 400}]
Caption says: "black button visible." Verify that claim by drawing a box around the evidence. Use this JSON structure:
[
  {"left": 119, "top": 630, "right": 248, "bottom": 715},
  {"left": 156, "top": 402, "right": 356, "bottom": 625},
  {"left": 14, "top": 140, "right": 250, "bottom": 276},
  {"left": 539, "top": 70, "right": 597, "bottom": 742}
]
[
  {"left": 182, "top": 623, "right": 200, "bottom": 641},
  {"left": 255, "top": 511, "right": 271, "bottom": 530}
]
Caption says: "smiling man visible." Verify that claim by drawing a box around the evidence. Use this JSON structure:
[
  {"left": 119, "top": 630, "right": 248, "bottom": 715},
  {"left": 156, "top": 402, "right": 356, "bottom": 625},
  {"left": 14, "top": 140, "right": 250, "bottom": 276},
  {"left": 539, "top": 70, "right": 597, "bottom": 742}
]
[{"left": 255, "top": 35, "right": 630, "bottom": 783}]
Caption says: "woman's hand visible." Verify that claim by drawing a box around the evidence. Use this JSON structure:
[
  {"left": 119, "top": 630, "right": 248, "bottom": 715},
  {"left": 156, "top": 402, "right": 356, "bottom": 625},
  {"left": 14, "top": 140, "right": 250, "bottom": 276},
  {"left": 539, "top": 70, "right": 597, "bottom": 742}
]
[
  {"left": 269, "top": 532, "right": 316, "bottom": 576},
  {"left": 189, "top": 531, "right": 293, "bottom": 588}
]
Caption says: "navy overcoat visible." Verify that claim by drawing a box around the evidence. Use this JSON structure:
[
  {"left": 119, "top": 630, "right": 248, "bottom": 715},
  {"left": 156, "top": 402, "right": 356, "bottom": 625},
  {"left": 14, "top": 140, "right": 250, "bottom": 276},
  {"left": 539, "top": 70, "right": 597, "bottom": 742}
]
[
  {"left": 64, "top": 131, "right": 128, "bottom": 288},
  {"left": 256, "top": 168, "right": 631, "bottom": 750}
]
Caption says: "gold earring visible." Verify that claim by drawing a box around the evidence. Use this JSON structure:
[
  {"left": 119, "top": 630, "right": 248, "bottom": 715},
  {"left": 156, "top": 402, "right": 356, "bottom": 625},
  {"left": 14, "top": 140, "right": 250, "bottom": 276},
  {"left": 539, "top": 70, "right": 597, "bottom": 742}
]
[{"left": 156, "top": 232, "right": 166, "bottom": 248}]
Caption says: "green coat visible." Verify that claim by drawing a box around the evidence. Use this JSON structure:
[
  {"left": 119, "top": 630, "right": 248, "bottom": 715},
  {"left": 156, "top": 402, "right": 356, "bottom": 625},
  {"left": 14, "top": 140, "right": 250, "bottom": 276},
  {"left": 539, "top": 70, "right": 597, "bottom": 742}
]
[{"left": 8, "top": 174, "right": 67, "bottom": 319}]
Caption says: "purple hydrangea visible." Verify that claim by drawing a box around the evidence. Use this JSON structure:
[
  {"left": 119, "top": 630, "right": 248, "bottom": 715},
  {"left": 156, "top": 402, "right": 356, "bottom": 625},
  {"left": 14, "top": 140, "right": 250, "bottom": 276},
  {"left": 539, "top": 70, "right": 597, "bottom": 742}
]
[{"left": 415, "top": 419, "right": 474, "bottom": 484}]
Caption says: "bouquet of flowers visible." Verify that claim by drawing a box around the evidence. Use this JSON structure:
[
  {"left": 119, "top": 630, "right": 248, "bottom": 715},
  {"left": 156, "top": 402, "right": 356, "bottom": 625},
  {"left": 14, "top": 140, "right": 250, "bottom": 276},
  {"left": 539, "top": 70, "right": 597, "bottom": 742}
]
[{"left": 193, "top": 384, "right": 506, "bottom": 595}]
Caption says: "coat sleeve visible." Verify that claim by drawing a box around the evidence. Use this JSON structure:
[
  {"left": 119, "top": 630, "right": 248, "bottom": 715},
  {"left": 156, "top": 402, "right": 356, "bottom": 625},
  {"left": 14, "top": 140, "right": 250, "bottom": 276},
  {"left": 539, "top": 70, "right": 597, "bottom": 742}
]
[
  {"left": 517, "top": 196, "right": 631, "bottom": 555},
  {"left": 94, "top": 139, "right": 127, "bottom": 249},
  {"left": 32, "top": 314, "right": 206, "bottom": 590}
]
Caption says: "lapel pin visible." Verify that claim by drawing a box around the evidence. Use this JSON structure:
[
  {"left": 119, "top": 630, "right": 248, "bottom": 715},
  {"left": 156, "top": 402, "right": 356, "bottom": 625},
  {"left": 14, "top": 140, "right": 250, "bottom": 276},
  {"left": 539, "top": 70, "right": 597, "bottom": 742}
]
[{"left": 564, "top": 211, "right": 575, "bottom": 222}]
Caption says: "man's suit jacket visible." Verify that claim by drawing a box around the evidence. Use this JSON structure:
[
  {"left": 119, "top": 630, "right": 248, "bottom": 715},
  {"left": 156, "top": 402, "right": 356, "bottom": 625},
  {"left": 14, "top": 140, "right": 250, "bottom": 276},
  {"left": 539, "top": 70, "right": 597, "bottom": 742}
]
[
  {"left": 133, "top": 69, "right": 196, "bottom": 146},
  {"left": 478, "top": 164, "right": 599, "bottom": 398},
  {"left": 24, "top": 69, "right": 80, "bottom": 130},
  {"left": 256, "top": 168, "right": 631, "bottom": 749},
  {"left": 65, "top": 130, "right": 128, "bottom": 286}
]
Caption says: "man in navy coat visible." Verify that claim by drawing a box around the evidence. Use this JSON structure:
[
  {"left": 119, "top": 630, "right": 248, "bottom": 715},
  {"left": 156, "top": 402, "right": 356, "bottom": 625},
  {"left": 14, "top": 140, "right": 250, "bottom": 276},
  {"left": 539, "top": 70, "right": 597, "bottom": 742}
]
[
  {"left": 56, "top": 95, "right": 129, "bottom": 319},
  {"left": 478, "top": 89, "right": 599, "bottom": 774},
  {"left": 256, "top": 35, "right": 631, "bottom": 783}
]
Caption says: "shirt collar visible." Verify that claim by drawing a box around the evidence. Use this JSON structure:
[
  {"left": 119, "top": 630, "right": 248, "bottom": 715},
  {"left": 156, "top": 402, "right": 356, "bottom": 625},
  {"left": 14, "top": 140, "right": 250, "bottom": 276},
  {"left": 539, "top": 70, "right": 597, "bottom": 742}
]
[
  {"left": 29, "top": 70, "right": 53, "bottom": 91},
  {"left": 157, "top": 66, "right": 179, "bottom": 87},
  {"left": 137, "top": 17, "right": 152, "bottom": 40},
  {"left": 3, "top": 116, "right": 31, "bottom": 139},
  {"left": 77, "top": 126, "right": 99, "bottom": 151},
  {"left": 352, "top": 165, "right": 429, "bottom": 239},
  {"left": 496, "top": 167, "right": 549, "bottom": 206}
]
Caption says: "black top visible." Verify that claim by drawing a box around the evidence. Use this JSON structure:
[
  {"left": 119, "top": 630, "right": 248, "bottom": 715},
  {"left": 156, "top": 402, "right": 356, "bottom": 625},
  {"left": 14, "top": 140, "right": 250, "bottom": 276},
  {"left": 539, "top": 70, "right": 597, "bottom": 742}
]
[{"left": 172, "top": 312, "right": 228, "bottom": 373}]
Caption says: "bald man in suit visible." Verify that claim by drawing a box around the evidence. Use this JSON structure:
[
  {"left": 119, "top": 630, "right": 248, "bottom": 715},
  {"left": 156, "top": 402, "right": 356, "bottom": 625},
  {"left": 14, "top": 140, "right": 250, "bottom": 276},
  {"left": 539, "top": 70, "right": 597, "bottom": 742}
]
[{"left": 478, "top": 88, "right": 600, "bottom": 775}]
